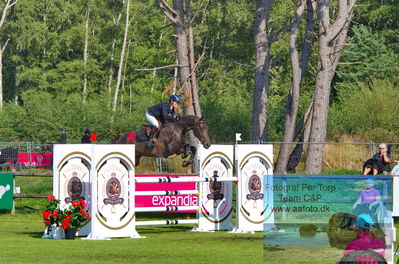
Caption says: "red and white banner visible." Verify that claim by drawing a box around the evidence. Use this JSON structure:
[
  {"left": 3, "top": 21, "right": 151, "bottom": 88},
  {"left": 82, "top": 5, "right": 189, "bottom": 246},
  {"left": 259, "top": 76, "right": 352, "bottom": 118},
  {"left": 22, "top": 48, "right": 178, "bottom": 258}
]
[
  {"left": 135, "top": 174, "right": 198, "bottom": 213},
  {"left": 17, "top": 153, "right": 53, "bottom": 168}
]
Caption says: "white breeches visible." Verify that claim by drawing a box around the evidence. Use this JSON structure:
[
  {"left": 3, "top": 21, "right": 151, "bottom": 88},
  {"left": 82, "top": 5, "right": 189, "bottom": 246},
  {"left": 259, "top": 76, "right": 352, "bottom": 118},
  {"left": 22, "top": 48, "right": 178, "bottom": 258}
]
[{"left": 146, "top": 111, "right": 159, "bottom": 128}]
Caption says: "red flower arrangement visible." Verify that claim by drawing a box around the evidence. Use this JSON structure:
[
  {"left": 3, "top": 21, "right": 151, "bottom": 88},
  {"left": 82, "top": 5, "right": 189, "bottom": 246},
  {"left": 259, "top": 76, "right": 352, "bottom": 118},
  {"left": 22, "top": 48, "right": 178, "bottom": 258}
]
[
  {"left": 61, "top": 199, "right": 90, "bottom": 230},
  {"left": 42, "top": 196, "right": 90, "bottom": 231},
  {"left": 42, "top": 196, "right": 62, "bottom": 227}
]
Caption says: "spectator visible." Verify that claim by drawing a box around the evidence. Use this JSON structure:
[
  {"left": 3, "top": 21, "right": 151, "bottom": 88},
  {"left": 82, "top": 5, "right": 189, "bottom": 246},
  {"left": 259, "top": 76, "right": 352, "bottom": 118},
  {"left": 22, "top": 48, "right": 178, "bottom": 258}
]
[
  {"left": 81, "top": 128, "right": 92, "bottom": 144},
  {"left": 57, "top": 128, "right": 67, "bottom": 144},
  {"left": 352, "top": 178, "right": 381, "bottom": 217},
  {"left": 343, "top": 214, "right": 385, "bottom": 257},
  {"left": 363, "top": 143, "right": 391, "bottom": 175}
]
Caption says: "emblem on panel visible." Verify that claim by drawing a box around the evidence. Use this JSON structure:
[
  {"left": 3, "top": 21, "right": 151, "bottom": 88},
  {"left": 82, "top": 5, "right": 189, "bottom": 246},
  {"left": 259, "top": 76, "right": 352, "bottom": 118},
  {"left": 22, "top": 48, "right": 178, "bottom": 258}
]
[
  {"left": 247, "top": 170, "right": 264, "bottom": 201},
  {"left": 242, "top": 162, "right": 266, "bottom": 210},
  {"left": 61, "top": 159, "right": 90, "bottom": 206},
  {"left": 98, "top": 159, "right": 128, "bottom": 216},
  {"left": 103, "top": 173, "right": 124, "bottom": 205},
  {"left": 203, "top": 159, "right": 230, "bottom": 211},
  {"left": 66, "top": 173, "right": 84, "bottom": 203},
  {"left": 207, "top": 171, "right": 224, "bottom": 201}
]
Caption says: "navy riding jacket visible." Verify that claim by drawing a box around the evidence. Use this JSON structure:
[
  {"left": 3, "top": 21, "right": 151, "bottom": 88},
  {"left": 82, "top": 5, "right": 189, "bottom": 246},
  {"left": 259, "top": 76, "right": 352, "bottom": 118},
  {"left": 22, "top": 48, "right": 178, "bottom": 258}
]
[{"left": 147, "top": 102, "right": 176, "bottom": 123}]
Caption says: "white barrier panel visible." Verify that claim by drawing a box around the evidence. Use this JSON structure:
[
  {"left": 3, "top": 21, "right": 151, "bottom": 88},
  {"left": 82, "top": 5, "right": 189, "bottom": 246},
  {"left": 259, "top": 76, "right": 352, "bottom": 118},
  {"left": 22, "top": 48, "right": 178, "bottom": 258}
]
[
  {"left": 86, "top": 144, "right": 139, "bottom": 239},
  {"left": 53, "top": 144, "right": 92, "bottom": 236},
  {"left": 392, "top": 164, "right": 399, "bottom": 217},
  {"left": 195, "top": 145, "right": 235, "bottom": 231},
  {"left": 232, "top": 144, "right": 274, "bottom": 233},
  {"left": 53, "top": 143, "right": 273, "bottom": 238}
]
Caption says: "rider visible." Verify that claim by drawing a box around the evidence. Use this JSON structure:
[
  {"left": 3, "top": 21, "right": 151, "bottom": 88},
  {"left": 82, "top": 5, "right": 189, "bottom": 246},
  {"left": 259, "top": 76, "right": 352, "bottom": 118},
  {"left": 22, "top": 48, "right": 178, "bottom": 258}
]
[
  {"left": 81, "top": 128, "right": 92, "bottom": 144},
  {"left": 146, "top": 94, "right": 182, "bottom": 148}
]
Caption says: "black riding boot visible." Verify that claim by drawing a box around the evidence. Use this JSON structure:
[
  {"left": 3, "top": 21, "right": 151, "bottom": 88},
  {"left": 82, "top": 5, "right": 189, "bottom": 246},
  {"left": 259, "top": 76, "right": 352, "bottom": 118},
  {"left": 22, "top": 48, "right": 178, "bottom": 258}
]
[{"left": 147, "top": 126, "right": 157, "bottom": 148}]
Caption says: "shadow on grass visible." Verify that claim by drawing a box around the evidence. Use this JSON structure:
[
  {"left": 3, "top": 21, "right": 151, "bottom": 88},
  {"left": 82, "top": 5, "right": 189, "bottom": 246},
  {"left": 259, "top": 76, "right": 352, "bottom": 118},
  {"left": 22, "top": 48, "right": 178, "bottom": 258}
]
[
  {"left": 264, "top": 245, "right": 285, "bottom": 251},
  {"left": 18, "top": 232, "right": 43, "bottom": 238},
  {"left": 21, "top": 231, "right": 44, "bottom": 238},
  {"left": 222, "top": 236, "right": 263, "bottom": 241},
  {"left": 137, "top": 225, "right": 195, "bottom": 234}
]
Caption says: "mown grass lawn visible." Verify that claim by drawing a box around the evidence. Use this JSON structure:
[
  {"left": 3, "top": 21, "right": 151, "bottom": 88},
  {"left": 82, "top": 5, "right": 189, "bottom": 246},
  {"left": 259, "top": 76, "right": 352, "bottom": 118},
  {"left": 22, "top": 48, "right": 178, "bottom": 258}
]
[
  {"left": 0, "top": 213, "right": 264, "bottom": 264},
  {"left": 0, "top": 214, "right": 398, "bottom": 264},
  {"left": 3, "top": 170, "right": 397, "bottom": 263}
]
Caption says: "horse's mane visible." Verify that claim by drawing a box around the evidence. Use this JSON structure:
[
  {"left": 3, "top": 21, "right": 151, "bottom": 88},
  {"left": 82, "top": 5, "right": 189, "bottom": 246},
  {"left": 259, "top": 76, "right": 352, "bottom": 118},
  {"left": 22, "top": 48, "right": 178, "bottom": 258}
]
[{"left": 163, "top": 115, "right": 199, "bottom": 128}]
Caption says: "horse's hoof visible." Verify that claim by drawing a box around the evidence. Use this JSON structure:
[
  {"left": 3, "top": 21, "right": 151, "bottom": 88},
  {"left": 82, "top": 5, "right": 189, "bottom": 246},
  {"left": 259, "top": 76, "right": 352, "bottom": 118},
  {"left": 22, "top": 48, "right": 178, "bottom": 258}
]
[{"left": 182, "top": 161, "right": 190, "bottom": 167}]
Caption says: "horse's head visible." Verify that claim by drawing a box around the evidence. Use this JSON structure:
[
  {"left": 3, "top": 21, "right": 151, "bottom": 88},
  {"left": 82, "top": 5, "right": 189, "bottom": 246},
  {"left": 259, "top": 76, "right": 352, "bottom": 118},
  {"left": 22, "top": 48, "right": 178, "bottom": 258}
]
[{"left": 192, "top": 116, "right": 211, "bottom": 149}]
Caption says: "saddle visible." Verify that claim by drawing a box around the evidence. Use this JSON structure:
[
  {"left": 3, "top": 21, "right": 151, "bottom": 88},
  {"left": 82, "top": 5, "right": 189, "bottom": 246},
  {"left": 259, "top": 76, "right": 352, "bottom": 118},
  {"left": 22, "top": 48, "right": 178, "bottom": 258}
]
[
  {"left": 136, "top": 120, "right": 175, "bottom": 143},
  {"left": 135, "top": 125, "right": 152, "bottom": 143}
]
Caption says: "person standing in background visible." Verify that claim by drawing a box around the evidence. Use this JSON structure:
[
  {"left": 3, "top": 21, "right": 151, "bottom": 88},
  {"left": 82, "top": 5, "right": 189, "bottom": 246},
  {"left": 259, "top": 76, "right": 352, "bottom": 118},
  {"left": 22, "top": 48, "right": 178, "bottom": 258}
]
[
  {"left": 81, "top": 128, "right": 92, "bottom": 143},
  {"left": 58, "top": 128, "right": 67, "bottom": 144}
]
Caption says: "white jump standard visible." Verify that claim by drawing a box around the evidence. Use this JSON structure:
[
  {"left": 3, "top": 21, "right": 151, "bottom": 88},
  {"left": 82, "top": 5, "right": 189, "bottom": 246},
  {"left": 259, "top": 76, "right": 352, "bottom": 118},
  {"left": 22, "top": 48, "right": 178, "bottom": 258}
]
[{"left": 52, "top": 143, "right": 274, "bottom": 239}]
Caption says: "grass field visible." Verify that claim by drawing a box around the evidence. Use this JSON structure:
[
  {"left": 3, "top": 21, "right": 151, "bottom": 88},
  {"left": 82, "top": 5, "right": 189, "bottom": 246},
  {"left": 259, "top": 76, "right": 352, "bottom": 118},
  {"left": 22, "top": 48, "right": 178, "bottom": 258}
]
[
  {"left": 0, "top": 213, "right": 264, "bottom": 264},
  {"left": 2, "top": 169, "right": 397, "bottom": 263},
  {"left": 0, "top": 213, "right": 398, "bottom": 264}
]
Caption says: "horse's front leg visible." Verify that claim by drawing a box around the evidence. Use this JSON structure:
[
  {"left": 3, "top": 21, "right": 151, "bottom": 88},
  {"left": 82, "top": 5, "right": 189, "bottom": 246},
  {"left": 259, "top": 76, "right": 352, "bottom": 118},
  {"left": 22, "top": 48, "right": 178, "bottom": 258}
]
[
  {"left": 180, "top": 143, "right": 191, "bottom": 159},
  {"left": 182, "top": 145, "right": 196, "bottom": 167}
]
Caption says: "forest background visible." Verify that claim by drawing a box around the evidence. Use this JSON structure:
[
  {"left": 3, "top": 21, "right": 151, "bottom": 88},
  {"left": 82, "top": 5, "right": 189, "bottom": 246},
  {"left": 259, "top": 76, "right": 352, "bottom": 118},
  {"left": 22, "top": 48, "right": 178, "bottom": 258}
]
[{"left": 0, "top": 0, "right": 397, "bottom": 173}]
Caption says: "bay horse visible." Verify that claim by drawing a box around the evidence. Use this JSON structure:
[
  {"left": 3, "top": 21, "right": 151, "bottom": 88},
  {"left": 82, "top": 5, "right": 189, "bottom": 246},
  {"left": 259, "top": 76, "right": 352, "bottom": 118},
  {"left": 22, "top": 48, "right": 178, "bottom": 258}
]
[{"left": 114, "top": 115, "right": 211, "bottom": 167}]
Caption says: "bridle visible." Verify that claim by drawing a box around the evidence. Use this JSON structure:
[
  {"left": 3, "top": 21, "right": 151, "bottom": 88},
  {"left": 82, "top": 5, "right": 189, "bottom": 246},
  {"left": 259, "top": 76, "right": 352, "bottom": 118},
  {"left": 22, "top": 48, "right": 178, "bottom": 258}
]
[{"left": 182, "top": 119, "right": 208, "bottom": 144}]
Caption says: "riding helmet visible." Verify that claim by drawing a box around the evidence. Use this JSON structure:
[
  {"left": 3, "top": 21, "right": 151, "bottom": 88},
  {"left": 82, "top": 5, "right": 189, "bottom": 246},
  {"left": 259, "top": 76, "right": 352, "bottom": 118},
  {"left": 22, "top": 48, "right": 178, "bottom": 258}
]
[
  {"left": 169, "top": 94, "right": 182, "bottom": 104},
  {"left": 355, "top": 214, "right": 374, "bottom": 230},
  {"left": 84, "top": 128, "right": 91, "bottom": 134}
]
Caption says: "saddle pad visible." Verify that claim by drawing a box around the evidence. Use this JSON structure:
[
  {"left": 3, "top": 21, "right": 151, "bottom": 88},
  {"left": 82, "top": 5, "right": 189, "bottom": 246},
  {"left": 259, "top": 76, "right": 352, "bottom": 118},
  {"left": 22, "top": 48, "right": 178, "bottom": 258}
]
[{"left": 135, "top": 128, "right": 150, "bottom": 142}]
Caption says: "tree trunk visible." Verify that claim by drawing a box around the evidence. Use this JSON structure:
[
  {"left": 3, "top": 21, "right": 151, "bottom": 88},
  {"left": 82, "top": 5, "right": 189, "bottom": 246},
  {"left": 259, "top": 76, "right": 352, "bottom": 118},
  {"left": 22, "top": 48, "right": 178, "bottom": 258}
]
[
  {"left": 121, "top": 39, "right": 132, "bottom": 95},
  {"left": 275, "top": 0, "right": 309, "bottom": 174},
  {"left": 186, "top": 0, "right": 201, "bottom": 117},
  {"left": 83, "top": 7, "right": 90, "bottom": 104},
  {"left": 275, "top": 0, "right": 315, "bottom": 173},
  {"left": 151, "top": 18, "right": 166, "bottom": 93},
  {"left": 0, "top": 0, "right": 18, "bottom": 111},
  {"left": 287, "top": 101, "right": 313, "bottom": 172},
  {"left": 305, "top": 0, "right": 357, "bottom": 174},
  {"left": 252, "top": 0, "right": 272, "bottom": 143},
  {"left": 0, "top": 42, "right": 4, "bottom": 111},
  {"left": 108, "top": 12, "right": 122, "bottom": 99},
  {"left": 171, "top": 0, "right": 192, "bottom": 114},
  {"left": 112, "top": 0, "right": 130, "bottom": 113},
  {"left": 0, "top": 41, "right": 8, "bottom": 110}
]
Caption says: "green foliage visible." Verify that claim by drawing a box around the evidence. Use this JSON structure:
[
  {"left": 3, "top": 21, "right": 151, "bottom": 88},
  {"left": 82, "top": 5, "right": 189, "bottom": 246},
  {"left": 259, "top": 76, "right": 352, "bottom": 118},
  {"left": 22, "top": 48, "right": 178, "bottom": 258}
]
[
  {"left": 329, "top": 80, "right": 399, "bottom": 141},
  {"left": 0, "top": 103, "right": 26, "bottom": 141},
  {"left": 0, "top": 0, "right": 395, "bottom": 144},
  {"left": 337, "top": 25, "right": 399, "bottom": 83},
  {"left": 355, "top": 0, "right": 399, "bottom": 49}
]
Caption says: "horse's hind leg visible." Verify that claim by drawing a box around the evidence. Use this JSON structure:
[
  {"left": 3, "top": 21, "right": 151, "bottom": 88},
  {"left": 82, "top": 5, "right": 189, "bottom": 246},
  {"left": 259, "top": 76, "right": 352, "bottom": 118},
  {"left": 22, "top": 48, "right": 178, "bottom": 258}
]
[{"left": 182, "top": 145, "right": 196, "bottom": 167}]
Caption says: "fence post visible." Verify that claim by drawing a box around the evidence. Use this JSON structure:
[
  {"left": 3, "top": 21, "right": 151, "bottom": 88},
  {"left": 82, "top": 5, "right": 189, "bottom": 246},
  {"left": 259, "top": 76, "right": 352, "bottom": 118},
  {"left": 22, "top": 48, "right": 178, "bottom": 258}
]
[
  {"left": 369, "top": 142, "right": 375, "bottom": 158},
  {"left": 156, "top": 157, "right": 163, "bottom": 173},
  {"left": 27, "top": 142, "right": 32, "bottom": 169}
]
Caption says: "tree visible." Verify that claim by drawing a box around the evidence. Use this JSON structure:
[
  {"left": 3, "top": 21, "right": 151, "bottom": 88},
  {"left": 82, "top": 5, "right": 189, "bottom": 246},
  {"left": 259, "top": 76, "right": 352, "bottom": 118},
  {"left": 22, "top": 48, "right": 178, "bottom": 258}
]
[
  {"left": 0, "top": 0, "right": 18, "bottom": 111},
  {"left": 112, "top": 0, "right": 130, "bottom": 113},
  {"left": 252, "top": 0, "right": 272, "bottom": 143},
  {"left": 157, "top": 0, "right": 202, "bottom": 125},
  {"left": 275, "top": 0, "right": 315, "bottom": 174},
  {"left": 305, "top": 0, "right": 357, "bottom": 174}
]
